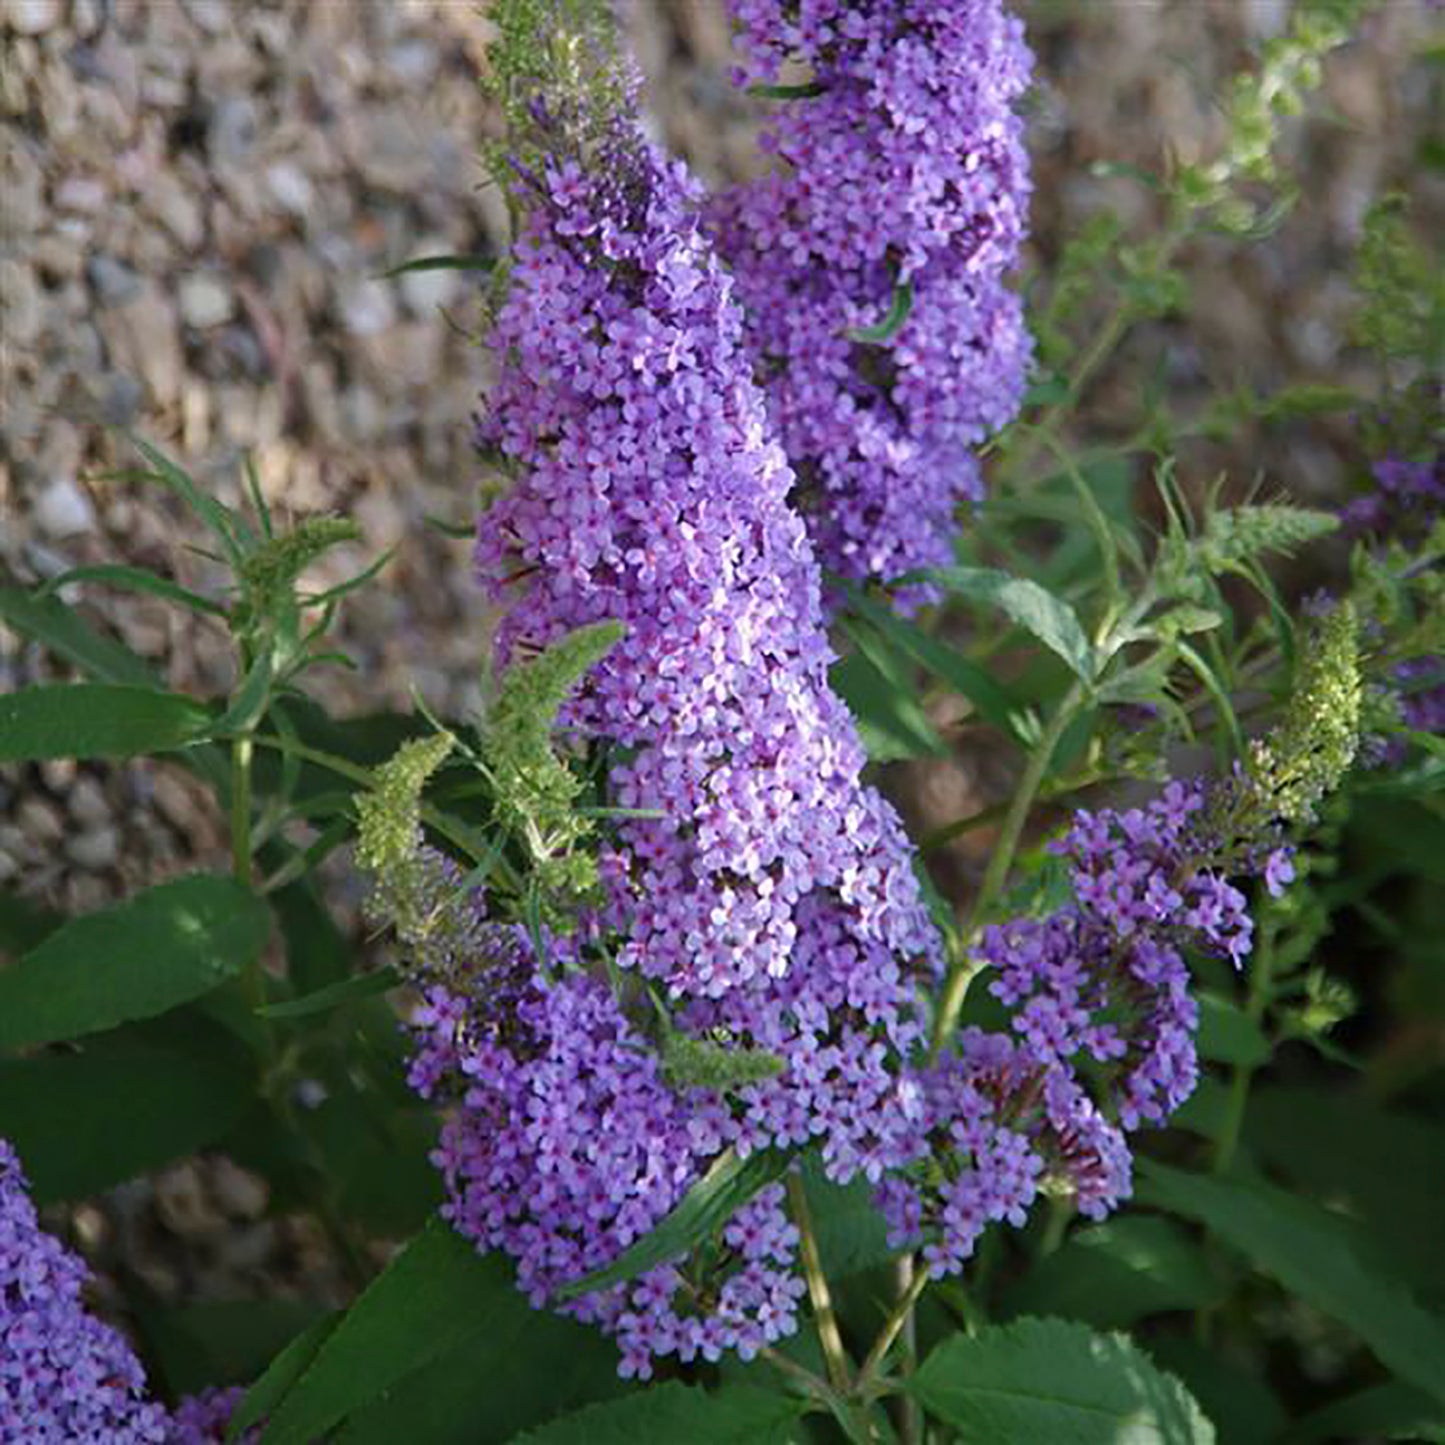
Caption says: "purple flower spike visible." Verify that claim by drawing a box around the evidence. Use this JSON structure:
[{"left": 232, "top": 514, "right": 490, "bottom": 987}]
[
  {"left": 710, "top": 0, "right": 1034, "bottom": 599},
  {"left": 1, "top": 1138, "right": 170, "bottom": 1444}
]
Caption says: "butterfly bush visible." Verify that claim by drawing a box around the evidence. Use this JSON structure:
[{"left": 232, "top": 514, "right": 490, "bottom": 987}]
[
  {"left": 1, "top": 1138, "right": 169, "bottom": 1444},
  {"left": 474, "top": 105, "right": 940, "bottom": 1162},
  {"left": 2, "top": 1139, "right": 262, "bottom": 1443},
  {"left": 709, "top": 0, "right": 1033, "bottom": 595}
]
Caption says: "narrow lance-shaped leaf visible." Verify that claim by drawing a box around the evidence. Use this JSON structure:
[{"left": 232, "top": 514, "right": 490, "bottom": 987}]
[
  {"left": 1137, "top": 1159, "right": 1445, "bottom": 1407},
  {"left": 0, "top": 683, "right": 213, "bottom": 763},
  {"left": 555, "top": 1147, "right": 795, "bottom": 1301},
  {"left": 0, "top": 875, "right": 270, "bottom": 1051},
  {"left": 511, "top": 1383, "right": 806, "bottom": 1445}
]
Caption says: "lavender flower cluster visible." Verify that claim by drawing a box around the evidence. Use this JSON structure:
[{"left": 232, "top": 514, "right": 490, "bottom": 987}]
[
  {"left": 397, "top": 93, "right": 949, "bottom": 1374},
  {"left": 1, "top": 1139, "right": 253, "bottom": 1444},
  {"left": 879, "top": 782, "right": 1277, "bottom": 1276},
  {"left": 709, "top": 0, "right": 1033, "bottom": 593}
]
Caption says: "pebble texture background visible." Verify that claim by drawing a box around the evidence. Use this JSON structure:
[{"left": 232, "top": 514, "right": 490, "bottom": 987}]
[{"left": 0, "top": 0, "right": 1440, "bottom": 1339}]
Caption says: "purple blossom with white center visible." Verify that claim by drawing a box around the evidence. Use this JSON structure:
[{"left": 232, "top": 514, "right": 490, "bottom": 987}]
[
  {"left": 709, "top": 0, "right": 1033, "bottom": 594},
  {"left": 1, "top": 1138, "right": 169, "bottom": 1444}
]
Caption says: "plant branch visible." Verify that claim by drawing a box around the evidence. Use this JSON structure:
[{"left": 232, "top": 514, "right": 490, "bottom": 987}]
[{"left": 788, "top": 1172, "right": 853, "bottom": 1395}]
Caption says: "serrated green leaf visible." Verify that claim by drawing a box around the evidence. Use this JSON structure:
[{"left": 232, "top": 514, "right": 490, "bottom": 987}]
[
  {"left": 0, "top": 1016, "right": 254, "bottom": 1201},
  {"left": 909, "top": 1317, "right": 1215, "bottom": 1443},
  {"left": 1001, "top": 1217, "right": 1227, "bottom": 1329},
  {"left": 0, "top": 683, "right": 213, "bottom": 762},
  {"left": 0, "top": 874, "right": 270, "bottom": 1051},
  {"left": 1136, "top": 1160, "right": 1445, "bottom": 1405},
  {"left": 511, "top": 1383, "right": 806, "bottom": 1445},
  {"left": 557, "top": 1147, "right": 795, "bottom": 1301},
  {"left": 917, "top": 566, "right": 1095, "bottom": 683}
]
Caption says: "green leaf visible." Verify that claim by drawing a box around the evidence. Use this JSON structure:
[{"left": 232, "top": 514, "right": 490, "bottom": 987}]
[
  {"left": 0, "top": 584, "right": 158, "bottom": 688},
  {"left": 1195, "top": 995, "right": 1272, "bottom": 1068},
  {"left": 39, "top": 563, "right": 228, "bottom": 617},
  {"left": 918, "top": 566, "right": 1095, "bottom": 683},
  {"left": 255, "top": 1222, "right": 573, "bottom": 1445},
  {"left": 843, "top": 588, "right": 1025, "bottom": 742},
  {"left": 801, "top": 1152, "right": 898, "bottom": 1281},
  {"left": 0, "top": 683, "right": 213, "bottom": 763},
  {"left": 0, "top": 890, "right": 61, "bottom": 956},
  {"left": 909, "top": 1317, "right": 1215, "bottom": 1443},
  {"left": 0, "top": 874, "right": 270, "bottom": 1051},
  {"left": 257, "top": 968, "right": 400, "bottom": 1020},
  {"left": 378, "top": 254, "right": 495, "bottom": 278},
  {"left": 227, "top": 1313, "right": 341, "bottom": 1441},
  {"left": 557, "top": 1147, "right": 795, "bottom": 1301},
  {"left": 1136, "top": 1160, "right": 1445, "bottom": 1405},
  {"left": 1285, "top": 1382, "right": 1445, "bottom": 1443},
  {"left": 747, "top": 80, "right": 827, "bottom": 100},
  {"left": 847, "top": 279, "right": 913, "bottom": 344},
  {"left": 1001, "top": 1217, "right": 1227, "bottom": 1329},
  {"left": 1145, "top": 1338, "right": 1286, "bottom": 1445},
  {"left": 0, "top": 1015, "right": 254, "bottom": 1201},
  {"left": 830, "top": 632, "right": 945, "bottom": 762},
  {"left": 333, "top": 1304, "right": 628, "bottom": 1444},
  {"left": 137, "top": 1298, "right": 329, "bottom": 1397},
  {"left": 130, "top": 434, "right": 248, "bottom": 564},
  {"left": 511, "top": 1384, "right": 807, "bottom": 1445},
  {"left": 1242, "top": 1085, "right": 1445, "bottom": 1298}
]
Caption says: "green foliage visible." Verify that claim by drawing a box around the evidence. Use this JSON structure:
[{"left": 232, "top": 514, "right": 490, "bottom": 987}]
[
  {"left": 1243, "top": 601, "right": 1361, "bottom": 827},
  {"left": 512, "top": 1384, "right": 806, "bottom": 1445},
  {"left": 909, "top": 1317, "right": 1216, "bottom": 1443},
  {"left": 1137, "top": 1161, "right": 1445, "bottom": 1407},
  {"left": 556, "top": 1148, "right": 795, "bottom": 1302},
  {"left": 1353, "top": 193, "right": 1445, "bottom": 365},
  {"left": 483, "top": 619, "right": 623, "bottom": 895},
  {"left": 0, "top": 682, "right": 213, "bottom": 762},
  {"left": 0, "top": 875, "right": 269, "bottom": 1051}
]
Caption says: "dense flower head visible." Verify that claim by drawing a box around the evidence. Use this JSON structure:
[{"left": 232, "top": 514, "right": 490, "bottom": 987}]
[
  {"left": 166, "top": 1388, "right": 256, "bottom": 1445},
  {"left": 1341, "top": 451, "right": 1445, "bottom": 540},
  {"left": 473, "top": 104, "right": 940, "bottom": 1187},
  {"left": 709, "top": 0, "right": 1033, "bottom": 592},
  {"left": 407, "top": 963, "right": 803, "bottom": 1375},
  {"left": 876, "top": 1029, "right": 1131, "bottom": 1278},
  {"left": 1, "top": 1138, "right": 169, "bottom": 1444}
]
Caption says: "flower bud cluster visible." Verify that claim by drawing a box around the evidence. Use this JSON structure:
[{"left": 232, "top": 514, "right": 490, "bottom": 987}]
[{"left": 709, "top": 0, "right": 1034, "bottom": 594}]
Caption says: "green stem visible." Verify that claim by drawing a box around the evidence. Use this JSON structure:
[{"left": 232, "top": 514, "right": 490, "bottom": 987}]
[
  {"left": 1039, "top": 1196, "right": 1073, "bottom": 1257},
  {"left": 788, "top": 1173, "right": 853, "bottom": 1395},
  {"left": 931, "top": 685, "right": 1084, "bottom": 1056},
  {"left": 855, "top": 1262, "right": 931, "bottom": 1399},
  {"left": 892, "top": 1256, "right": 923, "bottom": 1445},
  {"left": 1213, "top": 923, "right": 1278, "bottom": 1176},
  {"left": 230, "top": 733, "right": 254, "bottom": 887}
]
